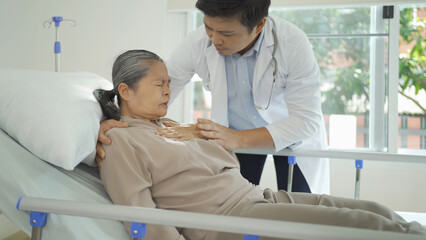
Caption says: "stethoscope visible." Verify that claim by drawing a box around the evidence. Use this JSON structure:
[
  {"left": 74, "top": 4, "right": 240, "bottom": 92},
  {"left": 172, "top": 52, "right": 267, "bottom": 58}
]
[{"left": 204, "top": 17, "right": 278, "bottom": 111}]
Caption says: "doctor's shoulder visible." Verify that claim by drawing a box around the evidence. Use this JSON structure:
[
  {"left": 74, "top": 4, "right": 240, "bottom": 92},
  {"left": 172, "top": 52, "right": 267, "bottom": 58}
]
[
  {"left": 272, "top": 16, "right": 309, "bottom": 43},
  {"left": 176, "top": 25, "right": 212, "bottom": 74},
  {"left": 184, "top": 25, "right": 212, "bottom": 51}
]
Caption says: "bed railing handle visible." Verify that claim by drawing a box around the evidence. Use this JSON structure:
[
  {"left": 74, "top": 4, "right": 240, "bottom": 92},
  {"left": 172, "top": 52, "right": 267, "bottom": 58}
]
[
  {"left": 354, "top": 159, "right": 364, "bottom": 199},
  {"left": 17, "top": 196, "right": 47, "bottom": 240},
  {"left": 131, "top": 222, "right": 146, "bottom": 240},
  {"left": 287, "top": 156, "right": 296, "bottom": 192},
  {"left": 244, "top": 235, "right": 260, "bottom": 240}
]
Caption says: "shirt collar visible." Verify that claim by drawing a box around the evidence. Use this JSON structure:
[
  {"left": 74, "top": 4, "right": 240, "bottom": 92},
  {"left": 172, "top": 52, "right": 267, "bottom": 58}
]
[
  {"left": 237, "top": 28, "right": 265, "bottom": 58},
  {"left": 252, "top": 28, "right": 265, "bottom": 56}
]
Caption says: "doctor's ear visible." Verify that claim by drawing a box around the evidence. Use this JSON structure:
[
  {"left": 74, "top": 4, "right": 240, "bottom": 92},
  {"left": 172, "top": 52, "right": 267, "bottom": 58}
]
[{"left": 255, "top": 17, "right": 267, "bottom": 34}]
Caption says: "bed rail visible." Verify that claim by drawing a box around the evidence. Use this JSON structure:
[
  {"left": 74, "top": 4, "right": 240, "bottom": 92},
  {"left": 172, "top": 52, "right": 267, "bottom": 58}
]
[
  {"left": 235, "top": 148, "right": 426, "bottom": 164},
  {"left": 16, "top": 196, "right": 425, "bottom": 240},
  {"left": 235, "top": 148, "right": 426, "bottom": 197}
]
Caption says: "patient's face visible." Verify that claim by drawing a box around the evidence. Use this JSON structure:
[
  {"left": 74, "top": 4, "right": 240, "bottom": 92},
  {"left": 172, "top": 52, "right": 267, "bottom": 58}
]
[{"left": 125, "top": 61, "right": 171, "bottom": 121}]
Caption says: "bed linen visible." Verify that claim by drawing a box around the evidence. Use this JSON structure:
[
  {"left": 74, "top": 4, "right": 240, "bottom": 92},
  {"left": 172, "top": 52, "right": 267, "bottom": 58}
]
[{"left": 0, "top": 129, "right": 129, "bottom": 239}]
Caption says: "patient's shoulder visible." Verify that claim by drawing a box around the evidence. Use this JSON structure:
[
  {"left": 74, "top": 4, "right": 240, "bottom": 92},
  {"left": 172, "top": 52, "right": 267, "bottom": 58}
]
[
  {"left": 105, "top": 124, "right": 153, "bottom": 146},
  {"left": 105, "top": 126, "right": 131, "bottom": 138}
]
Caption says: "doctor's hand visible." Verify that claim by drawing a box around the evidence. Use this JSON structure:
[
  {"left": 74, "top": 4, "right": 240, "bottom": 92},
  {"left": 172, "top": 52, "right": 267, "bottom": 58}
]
[
  {"left": 155, "top": 121, "right": 206, "bottom": 141},
  {"left": 197, "top": 118, "right": 242, "bottom": 151},
  {"left": 95, "top": 119, "right": 128, "bottom": 170}
]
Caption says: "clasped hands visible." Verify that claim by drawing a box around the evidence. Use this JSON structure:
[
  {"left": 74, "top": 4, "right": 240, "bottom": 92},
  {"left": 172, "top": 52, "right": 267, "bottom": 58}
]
[
  {"left": 156, "top": 118, "right": 242, "bottom": 150},
  {"left": 155, "top": 121, "right": 205, "bottom": 141}
]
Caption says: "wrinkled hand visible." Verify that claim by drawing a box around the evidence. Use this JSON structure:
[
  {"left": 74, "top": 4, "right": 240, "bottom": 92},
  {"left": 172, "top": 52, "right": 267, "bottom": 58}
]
[
  {"left": 96, "top": 119, "right": 128, "bottom": 169},
  {"left": 156, "top": 121, "right": 205, "bottom": 141},
  {"left": 197, "top": 118, "right": 242, "bottom": 151}
]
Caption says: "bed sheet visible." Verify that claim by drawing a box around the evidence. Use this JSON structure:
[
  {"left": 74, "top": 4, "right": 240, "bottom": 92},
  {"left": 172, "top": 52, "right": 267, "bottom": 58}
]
[
  {"left": 0, "top": 129, "right": 129, "bottom": 239},
  {"left": 397, "top": 212, "right": 426, "bottom": 226}
]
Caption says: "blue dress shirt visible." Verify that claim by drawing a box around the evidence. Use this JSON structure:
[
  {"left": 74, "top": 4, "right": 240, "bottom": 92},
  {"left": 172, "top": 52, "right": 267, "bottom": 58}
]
[{"left": 225, "top": 30, "right": 268, "bottom": 131}]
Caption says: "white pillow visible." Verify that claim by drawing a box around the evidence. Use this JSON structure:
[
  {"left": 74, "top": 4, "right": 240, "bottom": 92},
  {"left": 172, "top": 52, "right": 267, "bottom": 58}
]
[{"left": 0, "top": 69, "right": 113, "bottom": 170}]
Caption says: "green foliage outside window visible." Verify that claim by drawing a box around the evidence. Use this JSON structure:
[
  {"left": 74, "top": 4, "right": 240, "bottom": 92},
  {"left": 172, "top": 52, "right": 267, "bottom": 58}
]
[
  {"left": 270, "top": 7, "right": 425, "bottom": 115},
  {"left": 399, "top": 8, "right": 426, "bottom": 114}
]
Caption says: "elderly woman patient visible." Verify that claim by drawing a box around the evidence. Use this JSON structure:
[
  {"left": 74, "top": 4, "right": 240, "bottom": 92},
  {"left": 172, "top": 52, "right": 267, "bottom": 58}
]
[{"left": 94, "top": 50, "right": 425, "bottom": 240}]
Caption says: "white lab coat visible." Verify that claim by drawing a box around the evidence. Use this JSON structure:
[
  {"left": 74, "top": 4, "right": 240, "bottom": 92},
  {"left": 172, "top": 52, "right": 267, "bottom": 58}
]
[{"left": 167, "top": 16, "right": 330, "bottom": 194}]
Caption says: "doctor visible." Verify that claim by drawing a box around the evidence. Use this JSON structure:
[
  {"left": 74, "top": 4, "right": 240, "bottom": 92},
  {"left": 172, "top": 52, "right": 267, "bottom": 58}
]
[{"left": 97, "top": 0, "right": 330, "bottom": 194}]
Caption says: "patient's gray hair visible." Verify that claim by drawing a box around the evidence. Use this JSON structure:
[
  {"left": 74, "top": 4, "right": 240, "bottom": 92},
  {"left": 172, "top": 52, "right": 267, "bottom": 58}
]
[{"left": 94, "top": 50, "right": 163, "bottom": 120}]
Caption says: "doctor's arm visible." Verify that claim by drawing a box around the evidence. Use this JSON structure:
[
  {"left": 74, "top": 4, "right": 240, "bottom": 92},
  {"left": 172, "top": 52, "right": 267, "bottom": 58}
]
[
  {"left": 196, "top": 118, "right": 275, "bottom": 151},
  {"left": 167, "top": 29, "right": 201, "bottom": 103},
  {"left": 265, "top": 33, "right": 323, "bottom": 151},
  {"left": 156, "top": 119, "right": 274, "bottom": 150}
]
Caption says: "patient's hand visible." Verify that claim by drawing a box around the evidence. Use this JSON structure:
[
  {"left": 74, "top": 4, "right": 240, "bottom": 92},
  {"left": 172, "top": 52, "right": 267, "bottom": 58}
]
[
  {"left": 156, "top": 121, "right": 206, "bottom": 141},
  {"left": 96, "top": 119, "right": 128, "bottom": 169}
]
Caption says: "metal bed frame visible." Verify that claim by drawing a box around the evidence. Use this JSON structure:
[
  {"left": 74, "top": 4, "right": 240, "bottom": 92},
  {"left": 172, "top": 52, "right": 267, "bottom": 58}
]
[
  {"left": 17, "top": 148, "right": 426, "bottom": 240},
  {"left": 237, "top": 148, "right": 426, "bottom": 198}
]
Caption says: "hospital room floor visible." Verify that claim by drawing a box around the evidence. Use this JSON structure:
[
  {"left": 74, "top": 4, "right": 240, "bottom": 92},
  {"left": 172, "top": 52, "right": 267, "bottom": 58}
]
[{"left": 0, "top": 212, "right": 29, "bottom": 240}]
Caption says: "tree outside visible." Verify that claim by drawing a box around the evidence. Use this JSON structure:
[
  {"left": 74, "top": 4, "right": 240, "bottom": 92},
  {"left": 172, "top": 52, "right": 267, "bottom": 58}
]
[{"left": 399, "top": 7, "right": 425, "bottom": 115}]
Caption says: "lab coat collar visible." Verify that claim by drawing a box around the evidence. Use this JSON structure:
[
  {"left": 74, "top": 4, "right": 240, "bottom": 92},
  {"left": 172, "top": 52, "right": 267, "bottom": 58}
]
[
  {"left": 205, "top": 42, "right": 229, "bottom": 126},
  {"left": 242, "top": 27, "right": 265, "bottom": 58},
  {"left": 252, "top": 17, "right": 275, "bottom": 98},
  {"left": 263, "top": 16, "right": 276, "bottom": 48},
  {"left": 253, "top": 27, "right": 265, "bottom": 57}
]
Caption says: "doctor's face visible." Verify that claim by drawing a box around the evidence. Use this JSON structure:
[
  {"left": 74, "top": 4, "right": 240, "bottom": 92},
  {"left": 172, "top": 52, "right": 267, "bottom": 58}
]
[{"left": 203, "top": 15, "right": 265, "bottom": 56}]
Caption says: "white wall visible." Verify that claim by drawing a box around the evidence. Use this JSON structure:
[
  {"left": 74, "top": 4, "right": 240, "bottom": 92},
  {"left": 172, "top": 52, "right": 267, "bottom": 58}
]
[
  {"left": 0, "top": 0, "right": 168, "bottom": 79},
  {"left": 0, "top": 0, "right": 191, "bottom": 121},
  {"left": 329, "top": 158, "right": 426, "bottom": 212},
  {"left": 259, "top": 157, "right": 426, "bottom": 213}
]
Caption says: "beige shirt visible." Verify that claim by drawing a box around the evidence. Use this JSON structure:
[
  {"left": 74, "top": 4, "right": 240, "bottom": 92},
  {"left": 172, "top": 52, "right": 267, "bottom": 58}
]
[{"left": 100, "top": 116, "right": 264, "bottom": 240}]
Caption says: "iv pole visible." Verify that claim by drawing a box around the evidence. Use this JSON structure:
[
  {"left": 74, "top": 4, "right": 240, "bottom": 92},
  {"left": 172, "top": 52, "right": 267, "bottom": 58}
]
[{"left": 43, "top": 17, "right": 76, "bottom": 72}]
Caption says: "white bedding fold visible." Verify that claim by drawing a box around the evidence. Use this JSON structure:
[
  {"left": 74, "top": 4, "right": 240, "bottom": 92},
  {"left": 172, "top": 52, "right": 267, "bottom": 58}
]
[{"left": 0, "top": 129, "right": 129, "bottom": 240}]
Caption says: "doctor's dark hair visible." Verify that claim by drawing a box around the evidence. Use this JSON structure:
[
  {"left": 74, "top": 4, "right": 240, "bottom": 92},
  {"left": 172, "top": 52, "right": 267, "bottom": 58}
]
[
  {"left": 196, "top": 0, "right": 270, "bottom": 32},
  {"left": 94, "top": 49, "right": 163, "bottom": 120}
]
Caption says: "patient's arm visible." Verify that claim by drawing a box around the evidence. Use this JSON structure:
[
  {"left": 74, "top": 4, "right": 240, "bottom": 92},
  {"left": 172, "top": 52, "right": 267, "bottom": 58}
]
[
  {"left": 156, "top": 121, "right": 206, "bottom": 141},
  {"left": 95, "top": 119, "right": 128, "bottom": 169}
]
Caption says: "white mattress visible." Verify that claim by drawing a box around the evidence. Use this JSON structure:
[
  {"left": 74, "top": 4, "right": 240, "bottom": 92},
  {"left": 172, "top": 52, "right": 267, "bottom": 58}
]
[{"left": 0, "top": 129, "right": 129, "bottom": 239}]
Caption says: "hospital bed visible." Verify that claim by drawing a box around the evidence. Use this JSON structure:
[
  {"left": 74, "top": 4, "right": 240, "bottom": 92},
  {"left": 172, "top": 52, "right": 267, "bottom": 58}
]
[{"left": 0, "top": 69, "right": 425, "bottom": 240}]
